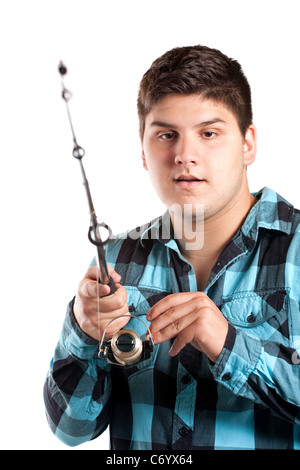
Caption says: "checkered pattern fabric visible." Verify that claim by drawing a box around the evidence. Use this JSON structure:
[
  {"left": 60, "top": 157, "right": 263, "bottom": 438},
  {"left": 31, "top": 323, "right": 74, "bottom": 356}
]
[{"left": 44, "top": 187, "right": 300, "bottom": 449}]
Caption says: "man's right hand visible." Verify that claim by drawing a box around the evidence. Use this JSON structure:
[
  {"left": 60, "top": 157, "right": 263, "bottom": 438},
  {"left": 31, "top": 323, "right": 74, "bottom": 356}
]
[{"left": 73, "top": 264, "right": 130, "bottom": 341}]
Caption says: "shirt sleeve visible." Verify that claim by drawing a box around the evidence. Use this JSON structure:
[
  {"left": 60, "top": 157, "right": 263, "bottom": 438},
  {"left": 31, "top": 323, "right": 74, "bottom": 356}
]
[
  {"left": 43, "top": 298, "right": 112, "bottom": 446},
  {"left": 210, "top": 321, "right": 300, "bottom": 424}
]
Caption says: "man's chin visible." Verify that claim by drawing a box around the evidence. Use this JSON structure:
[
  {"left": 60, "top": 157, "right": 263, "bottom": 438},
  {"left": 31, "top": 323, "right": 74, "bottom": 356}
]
[{"left": 168, "top": 201, "right": 205, "bottom": 219}]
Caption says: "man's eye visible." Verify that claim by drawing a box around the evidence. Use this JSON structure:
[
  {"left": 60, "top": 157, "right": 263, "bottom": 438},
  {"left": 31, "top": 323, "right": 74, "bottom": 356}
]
[
  {"left": 202, "top": 131, "right": 216, "bottom": 139},
  {"left": 159, "top": 132, "right": 175, "bottom": 140}
]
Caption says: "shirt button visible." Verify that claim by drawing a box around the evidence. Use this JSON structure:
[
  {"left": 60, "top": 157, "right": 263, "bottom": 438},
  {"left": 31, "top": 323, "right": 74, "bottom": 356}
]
[
  {"left": 222, "top": 372, "right": 231, "bottom": 381},
  {"left": 179, "top": 427, "right": 189, "bottom": 437},
  {"left": 182, "top": 264, "right": 191, "bottom": 273},
  {"left": 247, "top": 314, "right": 255, "bottom": 323}
]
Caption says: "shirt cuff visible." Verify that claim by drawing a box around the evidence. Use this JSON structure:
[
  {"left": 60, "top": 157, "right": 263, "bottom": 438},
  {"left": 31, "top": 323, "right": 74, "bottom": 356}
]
[
  {"left": 60, "top": 297, "right": 109, "bottom": 368},
  {"left": 210, "top": 323, "right": 262, "bottom": 394}
]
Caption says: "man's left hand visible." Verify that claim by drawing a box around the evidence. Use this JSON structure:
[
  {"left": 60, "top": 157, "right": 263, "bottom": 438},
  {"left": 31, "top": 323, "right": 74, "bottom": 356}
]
[{"left": 146, "top": 292, "right": 229, "bottom": 363}]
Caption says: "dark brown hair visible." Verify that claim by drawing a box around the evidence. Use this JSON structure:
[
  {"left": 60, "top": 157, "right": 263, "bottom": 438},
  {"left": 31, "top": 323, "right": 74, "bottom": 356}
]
[{"left": 138, "top": 45, "right": 253, "bottom": 137}]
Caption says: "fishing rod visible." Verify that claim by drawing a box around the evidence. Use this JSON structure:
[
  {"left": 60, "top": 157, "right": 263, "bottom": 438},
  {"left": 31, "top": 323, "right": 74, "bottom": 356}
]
[
  {"left": 58, "top": 61, "right": 116, "bottom": 295},
  {"left": 58, "top": 61, "right": 155, "bottom": 368}
]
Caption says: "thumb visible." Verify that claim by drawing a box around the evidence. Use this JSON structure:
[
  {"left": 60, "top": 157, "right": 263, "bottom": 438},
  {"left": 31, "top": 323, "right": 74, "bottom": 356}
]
[
  {"left": 107, "top": 264, "right": 121, "bottom": 283},
  {"left": 98, "top": 264, "right": 122, "bottom": 297},
  {"left": 87, "top": 263, "right": 121, "bottom": 284}
]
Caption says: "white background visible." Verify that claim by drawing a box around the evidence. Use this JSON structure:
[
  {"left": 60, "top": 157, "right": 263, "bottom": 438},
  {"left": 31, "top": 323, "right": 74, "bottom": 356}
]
[{"left": 1, "top": 0, "right": 299, "bottom": 450}]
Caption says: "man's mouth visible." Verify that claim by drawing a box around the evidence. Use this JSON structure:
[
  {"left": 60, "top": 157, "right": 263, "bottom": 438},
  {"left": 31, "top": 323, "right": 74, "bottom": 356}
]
[
  {"left": 173, "top": 174, "right": 206, "bottom": 190},
  {"left": 176, "top": 177, "right": 201, "bottom": 182},
  {"left": 175, "top": 175, "right": 204, "bottom": 183}
]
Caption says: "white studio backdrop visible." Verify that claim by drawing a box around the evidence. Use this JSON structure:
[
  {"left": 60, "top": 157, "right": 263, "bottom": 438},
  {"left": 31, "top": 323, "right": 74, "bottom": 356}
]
[{"left": 0, "top": 0, "right": 299, "bottom": 450}]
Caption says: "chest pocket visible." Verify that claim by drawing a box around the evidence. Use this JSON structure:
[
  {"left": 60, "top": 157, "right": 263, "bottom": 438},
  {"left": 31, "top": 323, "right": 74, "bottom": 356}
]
[
  {"left": 221, "top": 289, "right": 289, "bottom": 341},
  {"left": 125, "top": 285, "right": 170, "bottom": 328}
]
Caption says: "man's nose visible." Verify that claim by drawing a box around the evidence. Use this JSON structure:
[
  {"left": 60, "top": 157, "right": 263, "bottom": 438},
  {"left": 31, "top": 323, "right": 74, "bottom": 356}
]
[{"left": 174, "top": 136, "right": 199, "bottom": 166}]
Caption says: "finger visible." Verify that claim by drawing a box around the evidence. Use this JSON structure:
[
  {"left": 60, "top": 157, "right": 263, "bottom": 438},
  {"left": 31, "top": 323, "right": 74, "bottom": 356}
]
[
  {"left": 151, "top": 307, "right": 199, "bottom": 345},
  {"left": 83, "top": 265, "right": 122, "bottom": 298},
  {"left": 98, "top": 283, "right": 112, "bottom": 297},
  {"left": 146, "top": 294, "right": 185, "bottom": 321},
  {"left": 169, "top": 326, "right": 196, "bottom": 356},
  {"left": 149, "top": 296, "right": 202, "bottom": 336},
  {"left": 86, "top": 264, "right": 121, "bottom": 284},
  {"left": 146, "top": 292, "right": 207, "bottom": 321},
  {"left": 97, "top": 279, "right": 123, "bottom": 298},
  {"left": 107, "top": 265, "right": 122, "bottom": 282},
  {"left": 81, "top": 285, "right": 128, "bottom": 319}
]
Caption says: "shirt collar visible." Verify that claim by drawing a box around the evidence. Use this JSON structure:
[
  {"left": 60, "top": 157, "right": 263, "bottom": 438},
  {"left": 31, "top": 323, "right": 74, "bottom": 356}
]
[
  {"left": 140, "top": 211, "right": 175, "bottom": 248},
  {"left": 241, "top": 187, "right": 294, "bottom": 242}
]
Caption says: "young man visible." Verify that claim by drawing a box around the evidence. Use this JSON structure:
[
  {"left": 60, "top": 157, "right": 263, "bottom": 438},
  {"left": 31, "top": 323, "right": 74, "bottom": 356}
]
[{"left": 44, "top": 45, "right": 300, "bottom": 449}]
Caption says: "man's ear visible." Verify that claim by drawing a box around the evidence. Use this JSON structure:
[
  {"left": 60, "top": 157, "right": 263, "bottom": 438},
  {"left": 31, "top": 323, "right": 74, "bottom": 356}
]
[
  {"left": 139, "top": 130, "right": 148, "bottom": 171},
  {"left": 141, "top": 149, "right": 148, "bottom": 171},
  {"left": 243, "top": 124, "right": 257, "bottom": 167}
]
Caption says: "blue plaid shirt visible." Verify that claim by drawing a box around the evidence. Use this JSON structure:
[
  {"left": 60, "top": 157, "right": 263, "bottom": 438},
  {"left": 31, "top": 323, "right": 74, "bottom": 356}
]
[{"left": 44, "top": 187, "right": 300, "bottom": 449}]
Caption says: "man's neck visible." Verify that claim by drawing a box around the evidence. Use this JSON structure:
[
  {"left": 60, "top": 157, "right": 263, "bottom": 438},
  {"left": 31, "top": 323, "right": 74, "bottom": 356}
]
[{"left": 171, "top": 188, "right": 257, "bottom": 289}]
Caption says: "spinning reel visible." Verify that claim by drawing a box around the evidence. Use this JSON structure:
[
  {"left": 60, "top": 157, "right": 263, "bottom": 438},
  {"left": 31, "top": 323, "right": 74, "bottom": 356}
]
[{"left": 99, "top": 315, "right": 155, "bottom": 367}]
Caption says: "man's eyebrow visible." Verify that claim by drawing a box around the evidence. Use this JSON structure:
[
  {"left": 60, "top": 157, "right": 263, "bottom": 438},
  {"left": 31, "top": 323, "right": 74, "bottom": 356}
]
[
  {"left": 150, "top": 120, "right": 175, "bottom": 128},
  {"left": 196, "top": 118, "right": 227, "bottom": 127},
  {"left": 150, "top": 118, "right": 227, "bottom": 128}
]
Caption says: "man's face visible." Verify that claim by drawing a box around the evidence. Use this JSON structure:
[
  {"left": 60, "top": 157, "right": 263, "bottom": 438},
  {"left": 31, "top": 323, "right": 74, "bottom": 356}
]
[{"left": 141, "top": 94, "right": 256, "bottom": 221}]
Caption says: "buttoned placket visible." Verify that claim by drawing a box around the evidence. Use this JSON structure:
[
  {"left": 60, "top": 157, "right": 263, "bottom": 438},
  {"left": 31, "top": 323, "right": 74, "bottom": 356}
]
[
  {"left": 167, "top": 232, "right": 253, "bottom": 449},
  {"left": 172, "top": 361, "right": 197, "bottom": 449}
]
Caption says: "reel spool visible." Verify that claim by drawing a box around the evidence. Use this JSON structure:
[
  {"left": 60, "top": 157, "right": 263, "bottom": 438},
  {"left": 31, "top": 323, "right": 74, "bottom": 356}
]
[{"left": 99, "top": 315, "right": 155, "bottom": 367}]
